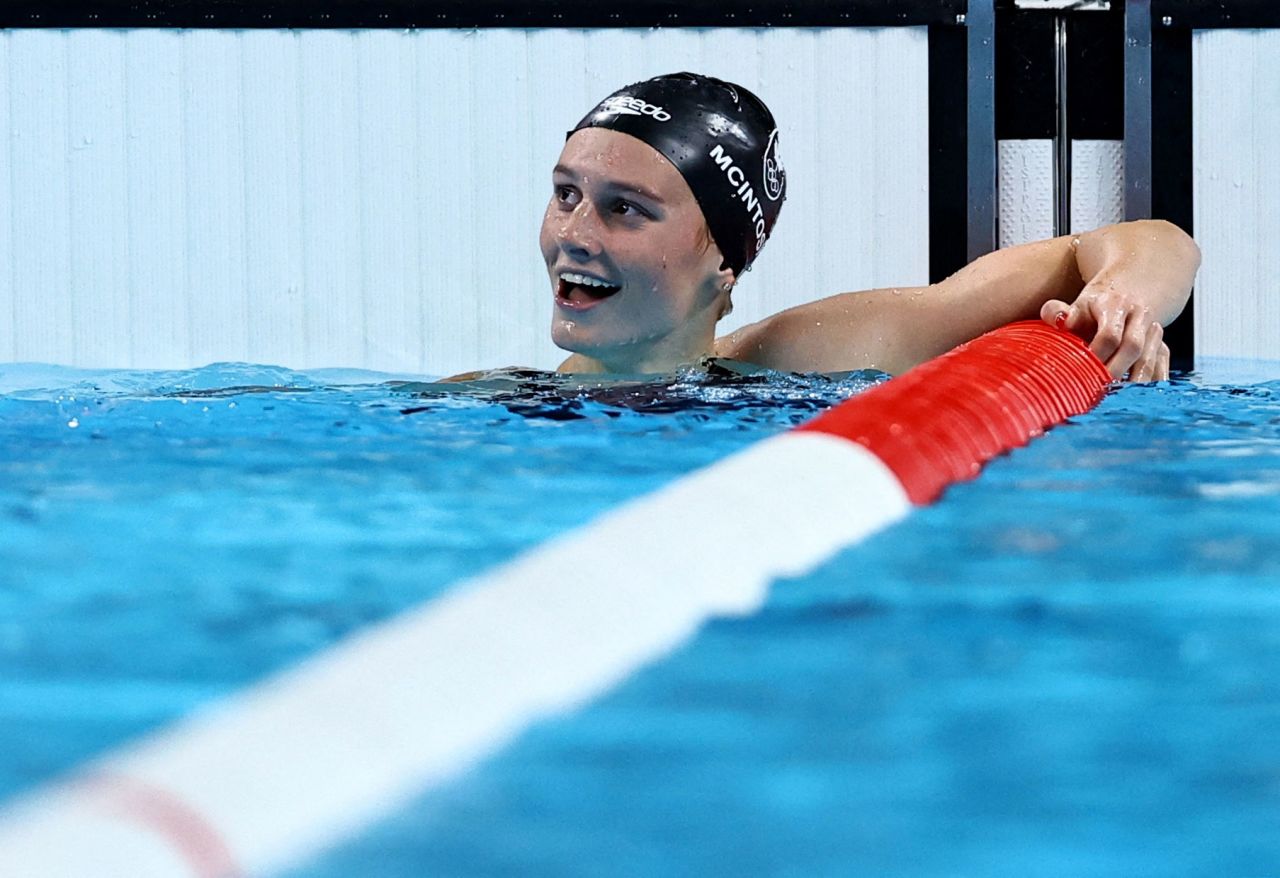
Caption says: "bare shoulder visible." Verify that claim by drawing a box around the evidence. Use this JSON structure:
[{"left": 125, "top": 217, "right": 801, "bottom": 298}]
[{"left": 715, "top": 287, "right": 926, "bottom": 374}]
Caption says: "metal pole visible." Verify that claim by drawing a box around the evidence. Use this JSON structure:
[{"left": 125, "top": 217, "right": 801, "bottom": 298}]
[
  {"left": 967, "top": 0, "right": 998, "bottom": 261},
  {"left": 1054, "top": 14, "right": 1072, "bottom": 235},
  {"left": 1124, "top": 0, "right": 1153, "bottom": 219}
]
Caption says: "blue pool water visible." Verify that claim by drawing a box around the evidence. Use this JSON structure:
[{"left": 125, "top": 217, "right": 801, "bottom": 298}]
[{"left": 2, "top": 361, "right": 1279, "bottom": 876}]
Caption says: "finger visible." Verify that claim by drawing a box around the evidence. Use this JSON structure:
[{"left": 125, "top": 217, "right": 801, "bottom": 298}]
[
  {"left": 1086, "top": 296, "right": 1128, "bottom": 366},
  {"left": 1040, "top": 299, "right": 1071, "bottom": 330},
  {"left": 1042, "top": 298, "right": 1099, "bottom": 341},
  {"left": 1155, "top": 343, "right": 1170, "bottom": 381},
  {"left": 1106, "top": 312, "right": 1155, "bottom": 379},
  {"left": 1127, "top": 323, "right": 1164, "bottom": 383}
]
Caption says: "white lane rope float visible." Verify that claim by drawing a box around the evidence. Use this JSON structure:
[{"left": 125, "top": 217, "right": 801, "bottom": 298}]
[{"left": 0, "top": 321, "right": 1112, "bottom": 877}]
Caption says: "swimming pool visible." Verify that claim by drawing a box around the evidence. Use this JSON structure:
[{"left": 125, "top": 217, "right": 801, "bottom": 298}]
[{"left": 2, "top": 361, "right": 1278, "bottom": 875}]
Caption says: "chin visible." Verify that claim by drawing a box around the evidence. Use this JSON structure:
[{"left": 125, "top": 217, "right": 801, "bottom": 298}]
[{"left": 550, "top": 320, "right": 594, "bottom": 355}]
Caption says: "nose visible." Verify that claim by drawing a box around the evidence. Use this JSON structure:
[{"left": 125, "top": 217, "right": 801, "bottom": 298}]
[{"left": 556, "top": 199, "right": 602, "bottom": 261}]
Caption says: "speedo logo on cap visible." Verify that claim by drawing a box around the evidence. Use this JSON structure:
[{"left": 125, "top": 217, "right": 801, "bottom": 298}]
[
  {"left": 762, "top": 129, "right": 785, "bottom": 202},
  {"left": 709, "top": 144, "right": 768, "bottom": 252},
  {"left": 599, "top": 95, "right": 671, "bottom": 122}
]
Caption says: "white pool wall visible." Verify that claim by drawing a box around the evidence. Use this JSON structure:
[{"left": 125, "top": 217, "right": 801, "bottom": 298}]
[
  {"left": 0, "top": 27, "right": 929, "bottom": 376},
  {"left": 1193, "top": 28, "right": 1280, "bottom": 364}
]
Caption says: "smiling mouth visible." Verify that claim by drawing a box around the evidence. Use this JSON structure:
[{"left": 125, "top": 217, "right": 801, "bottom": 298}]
[{"left": 557, "top": 272, "right": 622, "bottom": 306}]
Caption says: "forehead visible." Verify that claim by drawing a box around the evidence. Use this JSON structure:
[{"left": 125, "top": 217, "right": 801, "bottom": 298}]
[{"left": 556, "top": 128, "right": 696, "bottom": 204}]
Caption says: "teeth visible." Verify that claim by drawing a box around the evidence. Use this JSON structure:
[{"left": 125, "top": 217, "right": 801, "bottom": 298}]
[{"left": 560, "top": 271, "right": 618, "bottom": 289}]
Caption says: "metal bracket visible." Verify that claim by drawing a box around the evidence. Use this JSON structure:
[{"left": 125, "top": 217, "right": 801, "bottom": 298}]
[{"left": 1013, "top": 1, "right": 1110, "bottom": 10}]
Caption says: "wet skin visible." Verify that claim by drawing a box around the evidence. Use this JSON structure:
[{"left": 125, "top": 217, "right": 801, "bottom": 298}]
[
  {"left": 542, "top": 128, "right": 733, "bottom": 374},
  {"left": 538, "top": 134, "right": 1197, "bottom": 382}
]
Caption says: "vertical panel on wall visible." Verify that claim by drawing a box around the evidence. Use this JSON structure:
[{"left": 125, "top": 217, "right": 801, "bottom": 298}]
[
  {"left": 242, "top": 32, "right": 306, "bottom": 368},
  {"left": 997, "top": 140, "right": 1054, "bottom": 248},
  {"left": 1193, "top": 29, "right": 1280, "bottom": 362},
  {"left": 414, "top": 31, "right": 477, "bottom": 374},
  {"left": 357, "top": 30, "right": 422, "bottom": 373},
  {"left": 184, "top": 29, "right": 247, "bottom": 366},
  {"left": 10, "top": 31, "right": 73, "bottom": 364},
  {"left": 1070, "top": 139, "right": 1124, "bottom": 234},
  {"left": 300, "top": 31, "right": 364, "bottom": 370},
  {"left": 873, "top": 28, "right": 926, "bottom": 287},
  {"left": 813, "top": 33, "right": 875, "bottom": 301},
  {"left": 67, "top": 31, "right": 131, "bottom": 367},
  {"left": 471, "top": 30, "right": 536, "bottom": 371},
  {"left": 643, "top": 25, "right": 708, "bottom": 78},
  {"left": 126, "top": 29, "right": 189, "bottom": 367},
  {"left": 753, "top": 27, "right": 817, "bottom": 318},
  {"left": 0, "top": 33, "right": 13, "bottom": 361}
]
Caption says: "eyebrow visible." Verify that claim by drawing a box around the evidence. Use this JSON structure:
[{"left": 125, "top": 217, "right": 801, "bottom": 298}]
[{"left": 552, "top": 164, "right": 666, "bottom": 205}]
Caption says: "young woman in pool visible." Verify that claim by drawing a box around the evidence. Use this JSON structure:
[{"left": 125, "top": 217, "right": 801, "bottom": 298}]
[{"left": 541, "top": 73, "right": 1198, "bottom": 381}]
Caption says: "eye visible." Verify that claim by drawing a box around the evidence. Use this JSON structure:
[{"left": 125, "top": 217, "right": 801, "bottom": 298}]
[
  {"left": 554, "top": 184, "right": 580, "bottom": 207},
  {"left": 612, "top": 199, "right": 649, "bottom": 219}
]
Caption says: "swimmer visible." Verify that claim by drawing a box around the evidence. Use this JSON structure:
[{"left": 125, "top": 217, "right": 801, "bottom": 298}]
[{"left": 536, "top": 73, "right": 1198, "bottom": 382}]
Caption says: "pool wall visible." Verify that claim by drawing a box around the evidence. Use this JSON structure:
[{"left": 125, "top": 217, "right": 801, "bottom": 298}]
[
  {"left": 0, "top": 27, "right": 929, "bottom": 375},
  {"left": 1193, "top": 28, "right": 1280, "bottom": 364},
  {"left": 3, "top": 8, "right": 1277, "bottom": 376}
]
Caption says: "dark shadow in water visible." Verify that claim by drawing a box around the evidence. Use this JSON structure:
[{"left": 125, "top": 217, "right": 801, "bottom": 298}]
[{"left": 392, "top": 358, "right": 888, "bottom": 422}]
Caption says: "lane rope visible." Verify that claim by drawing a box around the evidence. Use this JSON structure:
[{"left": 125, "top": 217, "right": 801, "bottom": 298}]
[{"left": 0, "top": 321, "right": 1111, "bottom": 877}]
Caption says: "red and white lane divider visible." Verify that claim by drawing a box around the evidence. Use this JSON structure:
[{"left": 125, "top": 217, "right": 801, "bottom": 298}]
[{"left": 0, "top": 322, "right": 1110, "bottom": 877}]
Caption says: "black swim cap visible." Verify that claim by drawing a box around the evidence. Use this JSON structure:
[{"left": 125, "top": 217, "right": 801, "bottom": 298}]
[{"left": 570, "top": 72, "right": 786, "bottom": 276}]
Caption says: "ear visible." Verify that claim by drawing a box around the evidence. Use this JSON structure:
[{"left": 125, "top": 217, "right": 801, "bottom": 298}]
[
  {"left": 716, "top": 260, "right": 737, "bottom": 291},
  {"left": 715, "top": 265, "right": 737, "bottom": 321}
]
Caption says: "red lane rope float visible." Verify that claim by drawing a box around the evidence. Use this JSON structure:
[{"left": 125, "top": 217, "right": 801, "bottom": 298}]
[{"left": 798, "top": 321, "right": 1113, "bottom": 503}]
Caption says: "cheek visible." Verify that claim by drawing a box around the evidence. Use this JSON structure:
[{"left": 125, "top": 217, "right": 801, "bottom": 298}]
[
  {"left": 663, "top": 242, "right": 720, "bottom": 290},
  {"left": 639, "top": 231, "right": 697, "bottom": 280},
  {"left": 538, "top": 211, "right": 558, "bottom": 261}
]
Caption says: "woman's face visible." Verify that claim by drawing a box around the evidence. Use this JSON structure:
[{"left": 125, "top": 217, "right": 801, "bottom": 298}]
[{"left": 540, "top": 128, "right": 733, "bottom": 372}]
